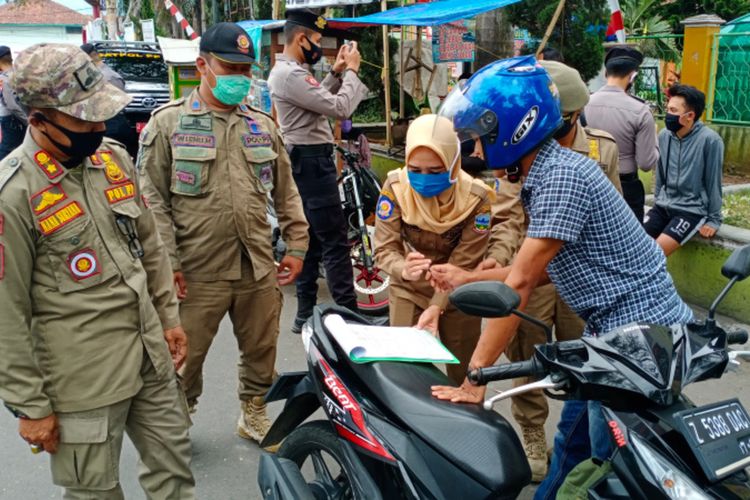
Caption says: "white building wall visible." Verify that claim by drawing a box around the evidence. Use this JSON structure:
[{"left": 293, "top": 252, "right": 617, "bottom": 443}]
[{"left": 0, "top": 25, "right": 84, "bottom": 55}]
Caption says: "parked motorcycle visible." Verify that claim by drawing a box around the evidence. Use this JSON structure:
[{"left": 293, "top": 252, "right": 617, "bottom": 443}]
[{"left": 258, "top": 244, "right": 750, "bottom": 500}]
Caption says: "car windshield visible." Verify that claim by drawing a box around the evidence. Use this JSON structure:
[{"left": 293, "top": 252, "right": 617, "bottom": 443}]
[{"left": 99, "top": 52, "right": 168, "bottom": 82}]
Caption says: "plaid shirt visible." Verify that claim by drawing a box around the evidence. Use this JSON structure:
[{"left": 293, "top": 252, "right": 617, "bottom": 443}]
[{"left": 521, "top": 140, "right": 693, "bottom": 336}]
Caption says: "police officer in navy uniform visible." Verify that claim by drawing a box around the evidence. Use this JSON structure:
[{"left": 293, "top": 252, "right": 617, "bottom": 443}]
[{"left": 268, "top": 9, "right": 368, "bottom": 332}]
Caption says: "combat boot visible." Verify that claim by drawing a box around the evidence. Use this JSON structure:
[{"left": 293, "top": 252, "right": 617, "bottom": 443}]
[
  {"left": 237, "top": 396, "right": 271, "bottom": 443},
  {"left": 522, "top": 424, "right": 548, "bottom": 483}
]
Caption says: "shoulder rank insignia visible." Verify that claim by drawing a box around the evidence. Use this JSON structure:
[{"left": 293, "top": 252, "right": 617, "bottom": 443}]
[
  {"left": 376, "top": 191, "right": 395, "bottom": 221},
  {"left": 34, "top": 151, "right": 64, "bottom": 181},
  {"left": 588, "top": 139, "right": 601, "bottom": 162},
  {"left": 68, "top": 248, "right": 100, "bottom": 281},
  {"left": 30, "top": 185, "right": 67, "bottom": 215},
  {"left": 38, "top": 201, "right": 84, "bottom": 235},
  {"left": 99, "top": 152, "right": 128, "bottom": 184}
]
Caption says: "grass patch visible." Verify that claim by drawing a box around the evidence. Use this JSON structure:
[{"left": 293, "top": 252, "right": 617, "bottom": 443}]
[{"left": 722, "top": 189, "right": 750, "bottom": 229}]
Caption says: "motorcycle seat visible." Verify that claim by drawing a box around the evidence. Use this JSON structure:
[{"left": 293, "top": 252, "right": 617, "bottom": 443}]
[{"left": 351, "top": 360, "right": 531, "bottom": 494}]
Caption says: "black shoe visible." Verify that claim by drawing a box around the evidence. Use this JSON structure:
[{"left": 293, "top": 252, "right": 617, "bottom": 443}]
[{"left": 291, "top": 317, "right": 306, "bottom": 334}]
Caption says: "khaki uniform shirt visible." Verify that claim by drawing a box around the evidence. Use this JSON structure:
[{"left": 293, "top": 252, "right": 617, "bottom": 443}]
[
  {"left": 138, "top": 90, "right": 308, "bottom": 283},
  {"left": 268, "top": 55, "right": 368, "bottom": 145},
  {"left": 374, "top": 171, "right": 492, "bottom": 311},
  {"left": 488, "top": 126, "right": 621, "bottom": 265},
  {"left": 585, "top": 84, "right": 659, "bottom": 175},
  {"left": 0, "top": 135, "right": 178, "bottom": 418}
]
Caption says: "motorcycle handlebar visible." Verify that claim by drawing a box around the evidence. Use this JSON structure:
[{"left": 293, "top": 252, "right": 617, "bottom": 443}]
[
  {"left": 467, "top": 359, "right": 544, "bottom": 386},
  {"left": 728, "top": 329, "right": 749, "bottom": 345}
]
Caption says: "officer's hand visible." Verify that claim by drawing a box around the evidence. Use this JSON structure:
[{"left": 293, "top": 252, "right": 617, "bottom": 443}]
[
  {"left": 416, "top": 305, "right": 441, "bottom": 336},
  {"left": 429, "top": 263, "right": 472, "bottom": 292},
  {"left": 431, "top": 379, "right": 486, "bottom": 404},
  {"left": 402, "top": 251, "right": 432, "bottom": 281},
  {"left": 475, "top": 258, "right": 498, "bottom": 271},
  {"left": 344, "top": 42, "right": 361, "bottom": 73},
  {"left": 333, "top": 44, "right": 349, "bottom": 73},
  {"left": 19, "top": 413, "right": 59, "bottom": 455},
  {"left": 164, "top": 326, "right": 188, "bottom": 370},
  {"left": 699, "top": 225, "right": 717, "bottom": 238},
  {"left": 174, "top": 272, "right": 188, "bottom": 301},
  {"left": 277, "top": 255, "right": 303, "bottom": 286}
]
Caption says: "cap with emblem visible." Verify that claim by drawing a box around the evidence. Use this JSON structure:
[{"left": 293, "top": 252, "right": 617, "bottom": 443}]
[
  {"left": 285, "top": 8, "right": 329, "bottom": 33},
  {"left": 604, "top": 45, "right": 644, "bottom": 72},
  {"left": 0, "top": 46, "right": 10, "bottom": 59},
  {"left": 11, "top": 43, "right": 130, "bottom": 122},
  {"left": 539, "top": 60, "right": 589, "bottom": 113},
  {"left": 200, "top": 22, "right": 255, "bottom": 64}
]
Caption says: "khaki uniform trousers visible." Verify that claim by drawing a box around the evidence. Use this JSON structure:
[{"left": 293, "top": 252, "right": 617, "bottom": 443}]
[
  {"left": 50, "top": 355, "right": 194, "bottom": 499},
  {"left": 179, "top": 258, "right": 283, "bottom": 405},
  {"left": 390, "top": 294, "right": 482, "bottom": 385},
  {"left": 506, "top": 283, "right": 585, "bottom": 428}
]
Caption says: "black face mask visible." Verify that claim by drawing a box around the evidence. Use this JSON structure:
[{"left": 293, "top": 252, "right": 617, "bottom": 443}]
[
  {"left": 664, "top": 113, "right": 684, "bottom": 133},
  {"left": 301, "top": 36, "right": 323, "bottom": 66},
  {"left": 35, "top": 113, "right": 105, "bottom": 168},
  {"left": 554, "top": 116, "right": 576, "bottom": 140}
]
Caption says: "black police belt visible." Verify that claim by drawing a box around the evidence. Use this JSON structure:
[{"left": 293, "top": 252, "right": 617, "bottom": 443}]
[
  {"left": 289, "top": 144, "right": 334, "bottom": 161},
  {"left": 619, "top": 172, "right": 639, "bottom": 182}
]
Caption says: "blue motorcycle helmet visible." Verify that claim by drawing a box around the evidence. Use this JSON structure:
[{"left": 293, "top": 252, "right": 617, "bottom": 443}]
[{"left": 438, "top": 56, "right": 563, "bottom": 173}]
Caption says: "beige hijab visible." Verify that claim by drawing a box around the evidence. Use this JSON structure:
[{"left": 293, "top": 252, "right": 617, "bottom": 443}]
[{"left": 392, "top": 114, "right": 489, "bottom": 234}]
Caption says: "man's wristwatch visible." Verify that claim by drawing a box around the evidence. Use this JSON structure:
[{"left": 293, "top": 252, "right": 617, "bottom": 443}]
[{"left": 330, "top": 68, "right": 343, "bottom": 79}]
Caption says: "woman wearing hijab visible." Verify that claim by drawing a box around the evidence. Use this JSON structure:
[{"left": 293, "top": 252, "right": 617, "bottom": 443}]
[{"left": 374, "top": 114, "right": 493, "bottom": 384}]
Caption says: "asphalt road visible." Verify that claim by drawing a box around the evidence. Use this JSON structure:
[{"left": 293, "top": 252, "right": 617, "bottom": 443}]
[{"left": 1, "top": 281, "right": 748, "bottom": 499}]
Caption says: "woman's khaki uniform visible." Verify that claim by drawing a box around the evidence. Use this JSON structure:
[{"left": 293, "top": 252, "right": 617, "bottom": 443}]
[{"left": 374, "top": 169, "right": 492, "bottom": 384}]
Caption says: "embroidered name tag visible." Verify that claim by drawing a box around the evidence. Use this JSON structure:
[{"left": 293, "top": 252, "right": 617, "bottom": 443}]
[
  {"left": 105, "top": 182, "right": 135, "bottom": 204},
  {"left": 242, "top": 133, "right": 272, "bottom": 148},
  {"left": 68, "top": 248, "right": 100, "bottom": 281},
  {"left": 34, "top": 151, "right": 64, "bottom": 180},
  {"left": 39, "top": 201, "right": 84, "bottom": 235},
  {"left": 30, "top": 185, "right": 67, "bottom": 215},
  {"left": 172, "top": 133, "right": 216, "bottom": 148}
]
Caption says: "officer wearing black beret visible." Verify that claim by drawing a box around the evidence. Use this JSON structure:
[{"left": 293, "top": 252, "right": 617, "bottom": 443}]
[
  {"left": 586, "top": 45, "right": 659, "bottom": 223},
  {"left": 268, "top": 9, "right": 368, "bottom": 332}
]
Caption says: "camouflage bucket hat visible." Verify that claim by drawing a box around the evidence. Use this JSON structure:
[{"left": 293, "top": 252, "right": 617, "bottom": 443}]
[{"left": 11, "top": 43, "right": 131, "bottom": 122}]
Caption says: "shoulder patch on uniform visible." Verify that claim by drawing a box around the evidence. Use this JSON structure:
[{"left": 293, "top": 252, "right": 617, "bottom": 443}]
[
  {"left": 0, "top": 158, "right": 21, "bottom": 193},
  {"left": 305, "top": 75, "right": 320, "bottom": 87},
  {"left": 34, "top": 151, "right": 64, "bottom": 181},
  {"left": 376, "top": 190, "right": 395, "bottom": 220},
  {"left": 473, "top": 205, "right": 491, "bottom": 234}
]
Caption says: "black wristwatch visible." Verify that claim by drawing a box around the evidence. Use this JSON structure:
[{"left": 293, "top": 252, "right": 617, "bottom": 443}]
[{"left": 330, "top": 68, "right": 343, "bottom": 79}]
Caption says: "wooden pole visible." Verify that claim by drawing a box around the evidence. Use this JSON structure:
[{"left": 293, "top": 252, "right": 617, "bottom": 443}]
[
  {"left": 536, "top": 0, "right": 566, "bottom": 57},
  {"left": 382, "top": 0, "right": 392, "bottom": 147},
  {"left": 399, "top": 0, "right": 405, "bottom": 118}
]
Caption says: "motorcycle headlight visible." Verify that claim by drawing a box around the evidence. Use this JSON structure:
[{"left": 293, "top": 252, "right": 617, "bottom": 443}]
[
  {"left": 301, "top": 320, "right": 313, "bottom": 353},
  {"left": 630, "top": 433, "right": 710, "bottom": 500}
]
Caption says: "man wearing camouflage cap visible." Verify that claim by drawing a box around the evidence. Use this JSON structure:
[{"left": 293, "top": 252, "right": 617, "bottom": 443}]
[
  {"left": 138, "top": 22, "right": 309, "bottom": 442},
  {"left": 0, "top": 43, "right": 195, "bottom": 498}
]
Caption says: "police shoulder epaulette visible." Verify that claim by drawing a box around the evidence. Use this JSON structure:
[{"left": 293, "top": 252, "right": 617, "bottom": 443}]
[
  {"left": 386, "top": 169, "right": 401, "bottom": 184},
  {"left": 0, "top": 156, "right": 22, "bottom": 193},
  {"left": 627, "top": 93, "right": 647, "bottom": 104},
  {"left": 584, "top": 127, "right": 616, "bottom": 143},
  {"left": 151, "top": 97, "right": 186, "bottom": 116},
  {"left": 247, "top": 104, "right": 275, "bottom": 122},
  {"left": 470, "top": 178, "right": 492, "bottom": 198}
]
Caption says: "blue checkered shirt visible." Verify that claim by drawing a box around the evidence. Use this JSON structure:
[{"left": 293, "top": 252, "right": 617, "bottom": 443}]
[{"left": 521, "top": 141, "right": 693, "bottom": 336}]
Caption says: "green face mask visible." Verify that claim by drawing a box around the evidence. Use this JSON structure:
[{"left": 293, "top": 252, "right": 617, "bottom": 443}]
[{"left": 207, "top": 65, "right": 252, "bottom": 106}]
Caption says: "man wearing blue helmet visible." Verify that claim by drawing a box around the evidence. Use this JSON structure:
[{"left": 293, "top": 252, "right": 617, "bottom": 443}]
[{"left": 430, "top": 56, "right": 693, "bottom": 498}]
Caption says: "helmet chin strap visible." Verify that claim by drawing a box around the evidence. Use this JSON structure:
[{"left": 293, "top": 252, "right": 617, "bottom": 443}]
[
  {"left": 506, "top": 163, "right": 522, "bottom": 183},
  {"left": 448, "top": 138, "right": 461, "bottom": 183}
]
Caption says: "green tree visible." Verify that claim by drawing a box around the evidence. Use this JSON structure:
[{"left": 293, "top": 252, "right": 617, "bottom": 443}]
[
  {"left": 657, "top": 0, "right": 750, "bottom": 32},
  {"left": 621, "top": 0, "right": 680, "bottom": 60},
  {"left": 507, "top": 0, "right": 609, "bottom": 81}
]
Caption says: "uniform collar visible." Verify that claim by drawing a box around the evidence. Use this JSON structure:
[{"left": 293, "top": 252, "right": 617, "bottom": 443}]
[
  {"left": 21, "top": 130, "right": 69, "bottom": 184},
  {"left": 570, "top": 121, "right": 589, "bottom": 155},
  {"left": 600, "top": 84, "right": 626, "bottom": 93}
]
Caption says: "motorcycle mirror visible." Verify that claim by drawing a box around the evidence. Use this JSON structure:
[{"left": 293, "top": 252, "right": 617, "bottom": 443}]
[
  {"left": 721, "top": 244, "right": 750, "bottom": 281},
  {"left": 449, "top": 281, "right": 520, "bottom": 318}
]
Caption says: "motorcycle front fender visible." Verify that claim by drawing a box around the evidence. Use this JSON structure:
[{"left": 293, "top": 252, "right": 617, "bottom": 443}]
[{"left": 260, "top": 374, "right": 319, "bottom": 449}]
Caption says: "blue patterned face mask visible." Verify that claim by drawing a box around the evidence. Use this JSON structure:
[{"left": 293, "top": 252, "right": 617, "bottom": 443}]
[
  {"left": 407, "top": 170, "right": 453, "bottom": 197},
  {"left": 207, "top": 64, "right": 251, "bottom": 106}
]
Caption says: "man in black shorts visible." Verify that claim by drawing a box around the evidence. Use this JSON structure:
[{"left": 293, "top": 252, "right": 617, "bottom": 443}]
[{"left": 644, "top": 84, "right": 723, "bottom": 256}]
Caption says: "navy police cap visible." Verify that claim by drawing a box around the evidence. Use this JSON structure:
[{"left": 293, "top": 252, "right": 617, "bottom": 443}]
[{"left": 200, "top": 22, "right": 255, "bottom": 64}]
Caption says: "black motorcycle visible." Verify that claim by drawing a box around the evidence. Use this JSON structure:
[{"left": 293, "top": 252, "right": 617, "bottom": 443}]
[{"left": 257, "top": 244, "right": 750, "bottom": 499}]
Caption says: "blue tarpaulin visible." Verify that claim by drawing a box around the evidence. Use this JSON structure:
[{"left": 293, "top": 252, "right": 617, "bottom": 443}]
[{"left": 329, "top": 0, "right": 522, "bottom": 27}]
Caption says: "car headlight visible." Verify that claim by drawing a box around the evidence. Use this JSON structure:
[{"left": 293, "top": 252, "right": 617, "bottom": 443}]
[
  {"left": 630, "top": 433, "right": 710, "bottom": 500},
  {"left": 301, "top": 320, "right": 313, "bottom": 353}
]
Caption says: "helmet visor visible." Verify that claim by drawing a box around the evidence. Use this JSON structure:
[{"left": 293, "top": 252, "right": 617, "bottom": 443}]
[{"left": 438, "top": 83, "right": 498, "bottom": 144}]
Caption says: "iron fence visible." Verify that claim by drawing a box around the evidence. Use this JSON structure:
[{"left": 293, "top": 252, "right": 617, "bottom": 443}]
[
  {"left": 628, "top": 34, "right": 683, "bottom": 117},
  {"left": 707, "top": 32, "right": 750, "bottom": 125}
]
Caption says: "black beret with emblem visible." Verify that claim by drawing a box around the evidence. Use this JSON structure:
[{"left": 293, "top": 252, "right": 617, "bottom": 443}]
[
  {"left": 200, "top": 22, "right": 255, "bottom": 64},
  {"left": 285, "top": 8, "right": 329, "bottom": 34}
]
